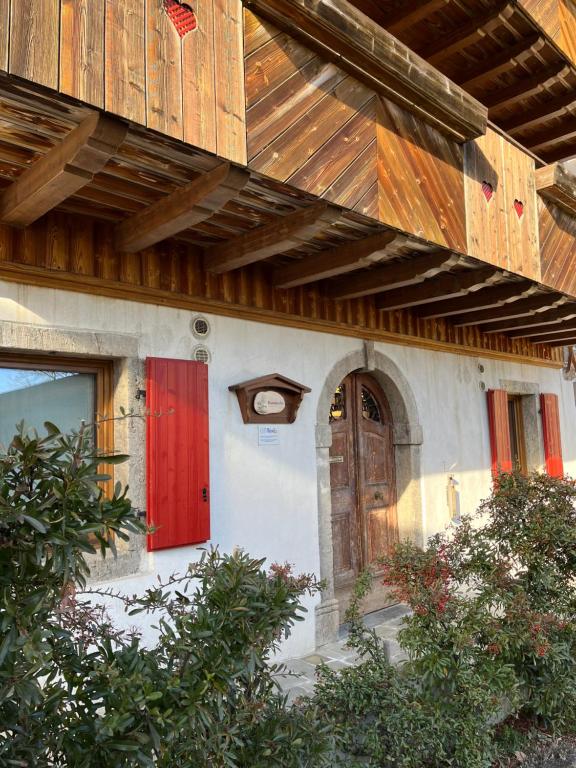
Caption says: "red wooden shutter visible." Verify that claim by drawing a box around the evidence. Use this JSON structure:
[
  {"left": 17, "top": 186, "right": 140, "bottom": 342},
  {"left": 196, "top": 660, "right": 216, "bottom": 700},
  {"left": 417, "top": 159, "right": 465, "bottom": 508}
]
[
  {"left": 540, "top": 393, "right": 564, "bottom": 478},
  {"left": 146, "top": 358, "right": 210, "bottom": 551},
  {"left": 487, "top": 389, "right": 513, "bottom": 477}
]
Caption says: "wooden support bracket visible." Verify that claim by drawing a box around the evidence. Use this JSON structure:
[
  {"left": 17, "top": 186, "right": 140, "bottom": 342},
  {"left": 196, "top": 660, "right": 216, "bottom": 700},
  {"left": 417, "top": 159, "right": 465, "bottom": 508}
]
[
  {"left": 417, "top": 281, "right": 535, "bottom": 318},
  {"left": 375, "top": 267, "right": 500, "bottom": 311},
  {"left": 535, "top": 163, "right": 576, "bottom": 218},
  {"left": 115, "top": 163, "right": 250, "bottom": 253},
  {"left": 0, "top": 111, "right": 128, "bottom": 228},
  {"left": 327, "top": 251, "right": 459, "bottom": 300},
  {"left": 204, "top": 203, "right": 339, "bottom": 274},
  {"left": 451, "top": 293, "right": 565, "bottom": 327},
  {"left": 273, "top": 229, "right": 401, "bottom": 289}
]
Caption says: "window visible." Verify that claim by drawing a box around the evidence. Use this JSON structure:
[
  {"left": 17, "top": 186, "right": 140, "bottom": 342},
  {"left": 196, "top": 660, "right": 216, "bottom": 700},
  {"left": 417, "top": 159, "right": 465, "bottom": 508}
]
[
  {"left": 507, "top": 395, "right": 527, "bottom": 474},
  {"left": 0, "top": 354, "right": 114, "bottom": 477}
]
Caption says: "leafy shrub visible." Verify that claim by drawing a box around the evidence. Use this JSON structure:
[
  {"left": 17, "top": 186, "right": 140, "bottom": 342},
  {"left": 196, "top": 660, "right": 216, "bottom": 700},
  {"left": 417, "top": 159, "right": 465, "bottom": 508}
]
[
  {"left": 0, "top": 425, "right": 334, "bottom": 767},
  {"left": 315, "top": 472, "right": 576, "bottom": 767}
]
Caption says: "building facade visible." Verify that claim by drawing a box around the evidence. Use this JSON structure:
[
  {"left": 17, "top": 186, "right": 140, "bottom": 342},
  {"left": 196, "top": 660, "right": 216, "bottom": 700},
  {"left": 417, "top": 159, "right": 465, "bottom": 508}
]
[{"left": 0, "top": 0, "right": 575, "bottom": 657}]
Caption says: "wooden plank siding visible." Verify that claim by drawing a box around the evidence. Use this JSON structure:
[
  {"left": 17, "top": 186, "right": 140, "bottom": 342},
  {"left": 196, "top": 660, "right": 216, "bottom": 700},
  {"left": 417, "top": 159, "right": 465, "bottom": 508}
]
[
  {"left": 0, "top": 210, "right": 560, "bottom": 367},
  {"left": 464, "top": 128, "right": 540, "bottom": 281},
  {"left": 245, "top": 10, "right": 378, "bottom": 217},
  {"left": 376, "top": 96, "right": 467, "bottom": 252},
  {"left": 0, "top": 0, "right": 246, "bottom": 164},
  {"left": 540, "top": 197, "right": 576, "bottom": 295}
]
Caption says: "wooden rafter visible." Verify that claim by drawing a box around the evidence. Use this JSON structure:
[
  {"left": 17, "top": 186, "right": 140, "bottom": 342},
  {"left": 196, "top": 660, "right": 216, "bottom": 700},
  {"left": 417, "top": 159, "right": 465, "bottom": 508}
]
[
  {"left": 511, "top": 321, "right": 576, "bottom": 338},
  {"left": 204, "top": 203, "right": 339, "bottom": 274},
  {"left": 416, "top": 281, "right": 535, "bottom": 319},
  {"left": 542, "top": 142, "right": 576, "bottom": 164},
  {"left": 486, "top": 63, "right": 570, "bottom": 112},
  {"left": 115, "top": 163, "right": 250, "bottom": 253},
  {"left": 0, "top": 112, "right": 127, "bottom": 227},
  {"left": 451, "top": 293, "right": 564, "bottom": 327},
  {"left": 502, "top": 91, "right": 576, "bottom": 134},
  {"left": 536, "top": 162, "right": 576, "bottom": 217},
  {"left": 244, "top": 0, "right": 487, "bottom": 141},
  {"left": 418, "top": 3, "right": 514, "bottom": 65},
  {"left": 273, "top": 230, "right": 401, "bottom": 289},
  {"left": 529, "top": 331, "right": 576, "bottom": 344},
  {"left": 528, "top": 123, "right": 576, "bottom": 153},
  {"left": 386, "top": 0, "right": 450, "bottom": 37},
  {"left": 326, "top": 252, "right": 459, "bottom": 300},
  {"left": 375, "top": 267, "right": 500, "bottom": 311},
  {"left": 457, "top": 34, "right": 544, "bottom": 91},
  {"left": 482, "top": 304, "right": 576, "bottom": 334}
]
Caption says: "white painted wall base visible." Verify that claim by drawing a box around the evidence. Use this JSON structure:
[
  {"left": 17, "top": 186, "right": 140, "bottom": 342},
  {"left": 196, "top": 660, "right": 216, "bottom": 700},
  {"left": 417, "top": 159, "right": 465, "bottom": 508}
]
[{"left": 0, "top": 281, "right": 574, "bottom": 659}]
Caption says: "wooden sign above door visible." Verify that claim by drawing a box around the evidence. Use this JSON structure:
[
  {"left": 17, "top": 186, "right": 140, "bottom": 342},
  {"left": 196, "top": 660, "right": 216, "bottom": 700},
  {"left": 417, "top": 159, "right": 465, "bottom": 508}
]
[{"left": 229, "top": 374, "right": 311, "bottom": 424}]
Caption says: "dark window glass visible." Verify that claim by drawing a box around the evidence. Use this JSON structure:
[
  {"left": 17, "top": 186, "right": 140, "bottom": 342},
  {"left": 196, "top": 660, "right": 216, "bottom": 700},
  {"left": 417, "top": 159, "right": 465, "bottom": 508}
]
[{"left": 361, "top": 387, "right": 382, "bottom": 423}]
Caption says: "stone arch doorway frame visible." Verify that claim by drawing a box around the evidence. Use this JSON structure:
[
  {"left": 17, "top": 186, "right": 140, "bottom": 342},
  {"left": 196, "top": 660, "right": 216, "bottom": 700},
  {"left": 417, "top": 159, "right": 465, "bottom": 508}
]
[{"left": 314, "top": 343, "right": 424, "bottom": 647}]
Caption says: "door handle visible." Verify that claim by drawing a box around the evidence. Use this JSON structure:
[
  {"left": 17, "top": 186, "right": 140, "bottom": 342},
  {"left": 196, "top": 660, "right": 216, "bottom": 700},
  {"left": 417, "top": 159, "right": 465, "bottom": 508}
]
[{"left": 202, "top": 487, "right": 209, "bottom": 503}]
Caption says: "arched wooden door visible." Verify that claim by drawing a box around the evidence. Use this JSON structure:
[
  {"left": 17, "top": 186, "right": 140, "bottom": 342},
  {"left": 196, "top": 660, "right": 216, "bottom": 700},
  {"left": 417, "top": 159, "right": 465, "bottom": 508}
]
[{"left": 329, "top": 372, "right": 398, "bottom": 615}]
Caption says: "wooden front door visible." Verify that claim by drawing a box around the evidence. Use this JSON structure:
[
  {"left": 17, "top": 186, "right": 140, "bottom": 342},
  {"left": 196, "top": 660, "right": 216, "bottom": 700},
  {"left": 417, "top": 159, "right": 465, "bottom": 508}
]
[{"left": 329, "top": 372, "right": 398, "bottom": 615}]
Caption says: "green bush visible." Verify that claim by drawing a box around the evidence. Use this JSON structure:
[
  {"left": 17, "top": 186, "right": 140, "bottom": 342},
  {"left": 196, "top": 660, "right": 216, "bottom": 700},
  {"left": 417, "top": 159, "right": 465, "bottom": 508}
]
[
  {"left": 0, "top": 425, "right": 335, "bottom": 767},
  {"left": 314, "top": 472, "right": 576, "bottom": 767}
]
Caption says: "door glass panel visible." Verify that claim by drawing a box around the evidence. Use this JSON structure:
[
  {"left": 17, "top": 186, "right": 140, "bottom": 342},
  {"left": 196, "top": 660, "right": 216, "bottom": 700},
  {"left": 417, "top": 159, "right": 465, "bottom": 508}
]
[
  {"left": 330, "top": 384, "right": 346, "bottom": 423},
  {"left": 0, "top": 368, "right": 96, "bottom": 447},
  {"left": 361, "top": 386, "right": 382, "bottom": 423}
]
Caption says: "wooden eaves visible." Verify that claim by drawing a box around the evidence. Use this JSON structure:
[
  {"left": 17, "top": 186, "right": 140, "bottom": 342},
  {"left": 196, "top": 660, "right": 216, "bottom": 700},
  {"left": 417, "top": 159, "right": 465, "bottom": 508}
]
[{"left": 243, "top": 0, "right": 487, "bottom": 142}]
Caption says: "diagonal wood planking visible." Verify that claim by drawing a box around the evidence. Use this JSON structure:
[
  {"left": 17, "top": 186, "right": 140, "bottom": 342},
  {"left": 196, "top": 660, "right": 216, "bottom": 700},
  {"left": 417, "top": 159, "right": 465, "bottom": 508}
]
[
  {"left": 244, "top": 9, "right": 378, "bottom": 217},
  {"left": 376, "top": 96, "right": 466, "bottom": 252}
]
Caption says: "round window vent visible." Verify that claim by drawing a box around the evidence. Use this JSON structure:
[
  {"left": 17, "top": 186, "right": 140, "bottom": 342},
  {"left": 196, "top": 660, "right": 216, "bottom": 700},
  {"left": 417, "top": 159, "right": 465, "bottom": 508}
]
[
  {"left": 193, "top": 344, "right": 211, "bottom": 364},
  {"left": 191, "top": 315, "right": 211, "bottom": 339}
]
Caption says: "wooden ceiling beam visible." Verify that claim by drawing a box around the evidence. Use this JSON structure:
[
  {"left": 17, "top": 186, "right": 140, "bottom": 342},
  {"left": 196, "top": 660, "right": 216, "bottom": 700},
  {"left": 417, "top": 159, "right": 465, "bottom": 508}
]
[
  {"left": 541, "top": 141, "right": 576, "bottom": 164},
  {"left": 115, "top": 163, "right": 249, "bottom": 253},
  {"left": 529, "top": 331, "right": 576, "bottom": 345},
  {"left": 486, "top": 63, "right": 569, "bottom": 112},
  {"left": 204, "top": 203, "right": 339, "bottom": 274},
  {"left": 416, "top": 281, "right": 535, "bottom": 318},
  {"left": 502, "top": 91, "right": 576, "bottom": 134},
  {"left": 528, "top": 123, "right": 576, "bottom": 153},
  {"left": 244, "top": 0, "right": 487, "bottom": 141},
  {"left": 375, "top": 267, "right": 501, "bottom": 311},
  {"left": 510, "top": 321, "right": 576, "bottom": 338},
  {"left": 386, "top": 0, "right": 450, "bottom": 37},
  {"left": 451, "top": 293, "right": 565, "bottom": 326},
  {"left": 418, "top": 3, "right": 514, "bottom": 65},
  {"left": 482, "top": 304, "right": 576, "bottom": 334},
  {"left": 273, "top": 230, "right": 402, "bottom": 289},
  {"left": 457, "top": 34, "right": 544, "bottom": 91},
  {"left": 326, "top": 251, "right": 459, "bottom": 300},
  {"left": 0, "top": 111, "right": 127, "bottom": 227}
]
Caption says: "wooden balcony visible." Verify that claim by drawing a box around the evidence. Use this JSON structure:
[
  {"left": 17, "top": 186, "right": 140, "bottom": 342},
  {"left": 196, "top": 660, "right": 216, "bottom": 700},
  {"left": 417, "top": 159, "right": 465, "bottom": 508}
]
[{"left": 0, "top": 1, "right": 574, "bottom": 363}]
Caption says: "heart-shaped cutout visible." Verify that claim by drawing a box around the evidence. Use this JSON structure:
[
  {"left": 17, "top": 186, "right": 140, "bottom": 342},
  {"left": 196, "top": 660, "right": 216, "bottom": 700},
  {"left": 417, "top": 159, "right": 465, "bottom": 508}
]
[
  {"left": 514, "top": 199, "right": 524, "bottom": 218},
  {"left": 164, "top": 0, "right": 197, "bottom": 37},
  {"left": 481, "top": 180, "right": 493, "bottom": 203}
]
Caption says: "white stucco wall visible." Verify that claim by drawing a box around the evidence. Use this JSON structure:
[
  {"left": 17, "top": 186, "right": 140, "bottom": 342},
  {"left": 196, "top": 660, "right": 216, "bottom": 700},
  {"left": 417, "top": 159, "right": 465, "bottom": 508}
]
[{"left": 0, "top": 281, "right": 574, "bottom": 658}]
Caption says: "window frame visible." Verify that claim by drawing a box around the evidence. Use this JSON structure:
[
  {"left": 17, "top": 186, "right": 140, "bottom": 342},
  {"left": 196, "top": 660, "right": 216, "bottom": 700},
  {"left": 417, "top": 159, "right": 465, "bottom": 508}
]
[
  {"left": 0, "top": 353, "right": 115, "bottom": 491},
  {"left": 507, "top": 394, "right": 528, "bottom": 475}
]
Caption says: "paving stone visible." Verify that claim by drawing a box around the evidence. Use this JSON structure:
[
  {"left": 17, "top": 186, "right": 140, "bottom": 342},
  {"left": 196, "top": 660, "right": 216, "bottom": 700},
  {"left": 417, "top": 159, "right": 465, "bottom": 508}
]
[{"left": 302, "top": 653, "right": 329, "bottom": 666}]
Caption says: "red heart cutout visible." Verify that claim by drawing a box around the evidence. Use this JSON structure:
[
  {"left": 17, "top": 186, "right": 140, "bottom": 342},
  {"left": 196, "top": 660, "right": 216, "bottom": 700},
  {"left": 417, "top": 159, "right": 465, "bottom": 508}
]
[
  {"left": 164, "top": 0, "right": 197, "bottom": 37},
  {"left": 514, "top": 199, "right": 524, "bottom": 218},
  {"left": 481, "top": 181, "right": 493, "bottom": 203}
]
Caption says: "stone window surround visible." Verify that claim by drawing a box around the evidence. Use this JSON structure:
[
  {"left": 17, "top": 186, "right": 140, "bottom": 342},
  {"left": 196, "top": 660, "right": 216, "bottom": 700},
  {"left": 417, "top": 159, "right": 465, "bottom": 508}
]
[
  {"left": 314, "top": 342, "right": 424, "bottom": 647},
  {"left": 0, "top": 320, "right": 147, "bottom": 579}
]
